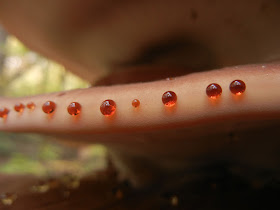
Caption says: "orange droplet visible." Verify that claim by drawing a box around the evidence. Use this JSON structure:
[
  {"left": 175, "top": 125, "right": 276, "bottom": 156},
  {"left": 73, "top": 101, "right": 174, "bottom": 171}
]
[
  {"left": 42, "top": 101, "right": 56, "bottom": 114},
  {"left": 26, "top": 102, "right": 36, "bottom": 110},
  {"left": 100, "top": 100, "right": 116, "bottom": 116},
  {"left": 132, "top": 99, "right": 140, "bottom": 108},
  {"left": 206, "top": 83, "right": 222, "bottom": 99},
  {"left": 162, "top": 91, "right": 177, "bottom": 107},
  {"left": 0, "top": 108, "right": 9, "bottom": 118},
  {"left": 67, "top": 102, "right": 81, "bottom": 116},
  {"left": 14, "top": 103, "right": 25, "bottom": 112},
  {"left": 229, "top": 80, "right": 246, "bottom": 95}
]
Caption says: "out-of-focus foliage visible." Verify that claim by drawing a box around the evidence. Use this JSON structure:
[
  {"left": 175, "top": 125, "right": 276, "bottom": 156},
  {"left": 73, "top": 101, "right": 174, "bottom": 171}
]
[
  {"left": 0, "top": 32, "right": 107, "bottom": 178},
  {"left": 1, "top": 36, "right": 90, "bottom": 97},
  {"left": 0, "top": 153, "right": 46, "bottom": 176},
  {"left": 0, "top": 133, "right": 107, "bottom": 177}
]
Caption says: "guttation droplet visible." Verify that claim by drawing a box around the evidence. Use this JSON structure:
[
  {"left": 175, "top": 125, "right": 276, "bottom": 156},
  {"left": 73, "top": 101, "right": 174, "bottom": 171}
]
[
  {"left": 206, "top": 83, "right": 222, "bottom": 99},
  {"left": 14, "top": 103, "right": 25, "bottom": 112},
  {"left": 132, "top": 99, "right": 140, "bottom": 108},
  {"left": 0, "top": 108, "right": 9, "bottom": 118},
  {"left": 27, "top": 102, "right": 36, "bottom": 110},
  {"left": 100, "top": 99, "right": 116, "bottom": 116},
  {"left": 229, "top": 80, "right": 246, "bottom": 95},
  {"left": 162, "top": 91, "right": 177, "bottom": 107},
  {"left": 67, "top": 102, "right": 82, "bottom": 116},
  {"left": 42, "top": 101, "right": 56, "bottom": 114}
]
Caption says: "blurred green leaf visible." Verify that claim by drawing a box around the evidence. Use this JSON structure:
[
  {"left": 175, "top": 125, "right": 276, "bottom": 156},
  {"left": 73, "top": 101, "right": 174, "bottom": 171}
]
[
  {"left": 4, "top": 36, "right": 28, "bottom": 55},
  {"left": 39, "top": 143, "right": 62, "bottom": 161},
  {"left": 0, "top": 153, "right": 46, "bottom": 175}
]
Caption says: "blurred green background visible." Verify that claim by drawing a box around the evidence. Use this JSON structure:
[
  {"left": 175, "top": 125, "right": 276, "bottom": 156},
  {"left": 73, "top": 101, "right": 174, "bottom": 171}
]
[{"left": 0, "top": 27, "right": 107, "bottom": 179}]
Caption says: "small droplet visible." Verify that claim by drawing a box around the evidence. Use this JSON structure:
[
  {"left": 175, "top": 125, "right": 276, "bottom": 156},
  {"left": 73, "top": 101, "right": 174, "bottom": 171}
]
[
  {"left": 67, "top": 102, "right": 81, "bottom": 116},
  {"left": 0, "top": 108, "right": 9, "bottom": 118},
  {"left": 42, "top": 101, "right": 56, "bottom": 114},
  {"left": 166, "top": 77, "right": 174, "bottom": 81},
  {"left": 230, "top": 80, "right": 246, "bottom": 95},
  {"left": 14, "top": 103, "right": 25, "bottom": 112},
  {"left": 132, "top": 99, "right": 140, "bottom": 108},
  {"left": 0, "top": 193, "right": 17, "bottom": 206},
  {"left": 100, "top": 100, "right": 116, "bottom": 116},
  {"left": 162, "top": 91, "right": 177, "bottom": 107},
  {"left": 27, "top": 102, "right": 36, "bottom": 110},
  {"left": 206, "top": 83, "right": 222, "bottom": 99}
]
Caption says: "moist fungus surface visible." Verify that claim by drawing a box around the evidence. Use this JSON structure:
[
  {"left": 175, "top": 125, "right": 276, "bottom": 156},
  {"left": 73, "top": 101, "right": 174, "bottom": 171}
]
[{"left": 0, "top": 1, "right": 280, "bottom": 208}]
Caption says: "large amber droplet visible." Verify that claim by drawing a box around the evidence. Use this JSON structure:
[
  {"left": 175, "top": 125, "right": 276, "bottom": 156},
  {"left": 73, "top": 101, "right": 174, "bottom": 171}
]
[
  {"left": 206, "top": 83, "right": 222, "bottom": 99},
  {"left": 132, "top": 99, "right": 140, "bottom": 108},
  {"left": 27, "top": 102, "right": 36, "bottom": 110},
  {"left": 42, "top": 101, "right": 56, "bottom": 114},
  {"left": 14, "top": 103, "right": 25, "bottom": 112},
  {"left": 229, "top": 80, "right": 246, "bottom": 95},
  {"left": 67, "top": 102, "right": 81, "bottom": 116},
  {"left": 0, "top": 108, "right": 9, "bottom": 118},
  {"left": 162, "top": 91, "right": 177, "bottom": 107},
  {"left": 100, "top": 100, "right": 116, "bottom": 116}
]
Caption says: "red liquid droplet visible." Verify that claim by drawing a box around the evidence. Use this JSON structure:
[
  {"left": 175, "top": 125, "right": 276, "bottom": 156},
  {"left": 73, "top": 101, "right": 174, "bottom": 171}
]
[
  {"left": 100, "top": 100, "right": 116, "bottom": 116},
  {"left": 0, "top": 108, "right": 9, "bottom": 118},
  {"left": 162, "top": 91, "right": 177, "bottom": 107},
  {"left": 42, "top": 101, "right": 56, "bottom": 114},
  {"left": 67, "top": 102, "right": 81, "bottom": 116},
  {"left": 27, "top": 102, "right": 36, "bottom": 110},
  {"left": 230, "top": 80, "right": 246, "bottom": 95},
  {"left": 206, "top": 83, "right": 222, "bottom": 99},
  {"left": 132, "top": 99, "right": 140, "bottom": 108},
  {"left": 14, "top": 103, "right": 25, "bottom": 112}
]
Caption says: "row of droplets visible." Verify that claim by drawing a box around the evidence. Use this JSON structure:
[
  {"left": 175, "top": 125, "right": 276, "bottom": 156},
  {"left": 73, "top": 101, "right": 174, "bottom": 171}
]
[{"left": 0, "top": 80, "right": 246, "bottom": 118}]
